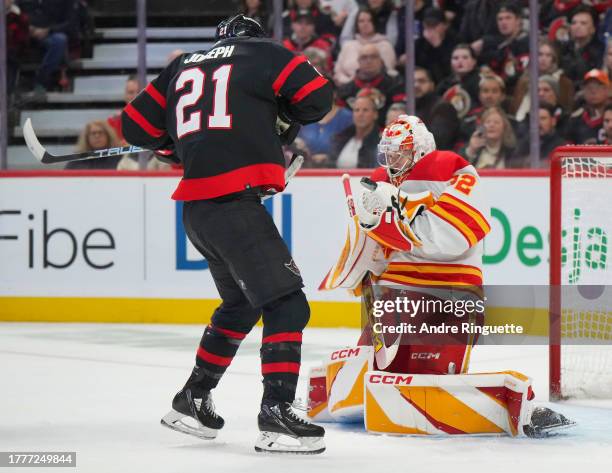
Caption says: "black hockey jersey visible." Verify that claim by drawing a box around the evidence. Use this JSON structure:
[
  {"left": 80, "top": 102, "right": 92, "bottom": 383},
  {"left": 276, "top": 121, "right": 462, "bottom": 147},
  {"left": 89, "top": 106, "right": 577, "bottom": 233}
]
[{"left": 121, "top": 37, "right": 332, "bottom": 200}]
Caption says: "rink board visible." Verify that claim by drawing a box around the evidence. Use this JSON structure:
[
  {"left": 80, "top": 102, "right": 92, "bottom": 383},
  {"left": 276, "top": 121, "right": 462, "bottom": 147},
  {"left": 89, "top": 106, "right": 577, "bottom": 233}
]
[{"left": 0, "top": 170, "right": 556, "bottom": 328}]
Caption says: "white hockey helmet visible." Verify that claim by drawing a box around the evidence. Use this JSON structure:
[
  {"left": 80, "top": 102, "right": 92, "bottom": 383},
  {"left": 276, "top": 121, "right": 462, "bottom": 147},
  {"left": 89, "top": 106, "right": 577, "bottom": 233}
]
[{"left": 377, "top": 115, "right": 436, "bottom": 178}]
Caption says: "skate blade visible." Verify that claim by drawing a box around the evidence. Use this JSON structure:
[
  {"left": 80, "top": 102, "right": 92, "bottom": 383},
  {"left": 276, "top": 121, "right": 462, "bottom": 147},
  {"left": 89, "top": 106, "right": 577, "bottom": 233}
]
[
  {"left": 160, "top": 409, "right": 218, "bottom": 440},
  {"left": 254, "top": 431, "right": 325, "bottom": 455},
  {"left": 534, "top": 420, "right": 577, "bottom": 438}
]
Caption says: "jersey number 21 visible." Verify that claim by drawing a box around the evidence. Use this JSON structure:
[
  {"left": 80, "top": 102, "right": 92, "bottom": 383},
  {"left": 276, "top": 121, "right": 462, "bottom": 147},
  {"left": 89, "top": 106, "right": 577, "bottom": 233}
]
[{"left": 175, "top": 65, "right": 233, "bottom": 138}]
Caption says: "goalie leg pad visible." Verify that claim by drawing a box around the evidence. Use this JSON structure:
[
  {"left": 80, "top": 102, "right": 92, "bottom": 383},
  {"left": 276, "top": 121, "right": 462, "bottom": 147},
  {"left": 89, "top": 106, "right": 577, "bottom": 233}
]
[
  {"left": 306, "top": 346, "right": 374, "bottom": 422},
  {"left": 364, "top": 371, "right": 534, "bottom": 436}
]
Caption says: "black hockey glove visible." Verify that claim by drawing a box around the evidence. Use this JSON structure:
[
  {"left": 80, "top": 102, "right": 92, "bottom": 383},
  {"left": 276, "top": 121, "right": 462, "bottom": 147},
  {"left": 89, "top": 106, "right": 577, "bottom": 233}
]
[
  {"left": 276, "top": 99, "right": 301, "bottom": 145},
  {"left": 153, "top": 138, "right": 181, "bottom": 165}
]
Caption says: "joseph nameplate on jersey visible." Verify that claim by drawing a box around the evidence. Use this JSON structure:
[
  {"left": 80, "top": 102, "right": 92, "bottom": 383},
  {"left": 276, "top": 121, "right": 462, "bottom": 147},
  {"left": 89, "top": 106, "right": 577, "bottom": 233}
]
[{"left": 184, "top": 46, "right": 236, "bottom": 64}]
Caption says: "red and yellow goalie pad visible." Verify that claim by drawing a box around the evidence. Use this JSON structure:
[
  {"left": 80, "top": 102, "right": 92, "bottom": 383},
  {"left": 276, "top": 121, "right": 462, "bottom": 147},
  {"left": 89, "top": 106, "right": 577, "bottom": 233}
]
[
  {"left": 307, "top": 346, "right": 373, "bottom": 422},
  {"left": 364, "top": 370, "right": 533, "bottom": 437}
]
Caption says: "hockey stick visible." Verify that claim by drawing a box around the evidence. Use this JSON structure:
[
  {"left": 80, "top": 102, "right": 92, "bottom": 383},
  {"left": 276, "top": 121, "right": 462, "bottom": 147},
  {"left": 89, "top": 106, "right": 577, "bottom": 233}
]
[
  {"left": 23, "top": 118, "right": 305, "bottom": 183},
  {"left": 340, "top": 174, "right": 400, "bottom": 370},
  {"left": 23, "top": 118, "right": 145, "bottom": 164}
]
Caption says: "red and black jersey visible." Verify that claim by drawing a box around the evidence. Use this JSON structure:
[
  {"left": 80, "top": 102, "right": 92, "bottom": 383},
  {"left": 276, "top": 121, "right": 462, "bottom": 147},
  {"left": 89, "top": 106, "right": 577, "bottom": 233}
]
[{"left": 121, "top": 36, "right": 332, "bottom": 200}]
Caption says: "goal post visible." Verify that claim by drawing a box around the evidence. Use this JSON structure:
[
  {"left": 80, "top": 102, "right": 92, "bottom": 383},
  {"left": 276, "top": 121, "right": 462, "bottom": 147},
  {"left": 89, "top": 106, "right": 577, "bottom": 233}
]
[{"left": 549, "top": 145, "right": 612, "bottom": 400}]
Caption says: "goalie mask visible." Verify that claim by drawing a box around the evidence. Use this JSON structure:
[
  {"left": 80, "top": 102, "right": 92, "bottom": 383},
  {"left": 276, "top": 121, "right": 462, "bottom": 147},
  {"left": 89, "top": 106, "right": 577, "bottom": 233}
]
[
  {"left": 377, "top": 115, "right": 436, "bottom": 179},
  {"left": 215, "top": 14, "right": 266, "bottom": 41}
]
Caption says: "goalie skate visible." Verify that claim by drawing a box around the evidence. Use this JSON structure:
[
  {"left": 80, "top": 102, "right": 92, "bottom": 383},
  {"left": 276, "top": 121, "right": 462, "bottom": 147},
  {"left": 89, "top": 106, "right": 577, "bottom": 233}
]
[
  {"left": 523, "top": 407, "right": 576, "bottom": 438},
  {"left": 160, "top": 388, "right": 224, "bottom": 440},
  {"left": 255, "top": 402, "right": 325, "bottom": 454}
]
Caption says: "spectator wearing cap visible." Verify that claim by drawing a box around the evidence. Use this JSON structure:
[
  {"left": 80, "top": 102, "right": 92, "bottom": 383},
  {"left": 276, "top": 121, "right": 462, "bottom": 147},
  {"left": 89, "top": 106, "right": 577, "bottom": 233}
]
[
  {"left": 283, "top": 12, "right": 333, "bottom": 69},
  {"left": 460, "top": 106, "right": 521, "bottom": 169},
  {"left": 414, "top": 67, "right": 460, "bottom": 151},
  {"left": 436, "top": 43, "right": 481, "bottom": 120},
  {"left": 340, "top": 0, "right": 399, "bottom": 48},
  {"left": 415, "top": 7, "right": 457, "bottom": 84},
  {"left": 565, "top": 69, "right": 610, "bottom": 145},
  {"left": 599, "top": 104, "right": 612, "bottom": 145},
  {"left": 511, "top": 38, "right": 575, "bottom": 119},
  {"left": 331, "top": 92, "right": 381, "bottom": 168},
  {"left": 479, "top": 1, "right": 529, "bottom": 92},
  {"left": 334, "top": 8, "right": 396, "bottom": 86},
  {"left": 337, "top": 43, "right": 404, "bottom": 126},
  {"left": 282, "top": 0, "right": 337, "bottom": 39},
  {"left": 517, "top": 102, "right": 567, "bottom": 166},
  {"left": 559, "top": 5, "right": 604, "bottom": 83}
]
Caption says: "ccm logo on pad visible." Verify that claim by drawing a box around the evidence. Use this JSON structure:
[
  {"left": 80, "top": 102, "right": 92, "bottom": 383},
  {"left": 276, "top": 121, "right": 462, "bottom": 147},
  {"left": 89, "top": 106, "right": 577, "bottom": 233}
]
[
  {"left": 330, "top": 348, "right": 361, "bottom": 360},
  {"left": 368, "top": 374, "right": 413, "bottom": 385}
]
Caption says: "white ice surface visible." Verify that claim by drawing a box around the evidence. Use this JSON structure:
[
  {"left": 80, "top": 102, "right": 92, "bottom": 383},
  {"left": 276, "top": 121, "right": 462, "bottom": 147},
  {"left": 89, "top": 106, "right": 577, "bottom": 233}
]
[{"left": 1, "top": 323, "right": 611, "bottom": 473}]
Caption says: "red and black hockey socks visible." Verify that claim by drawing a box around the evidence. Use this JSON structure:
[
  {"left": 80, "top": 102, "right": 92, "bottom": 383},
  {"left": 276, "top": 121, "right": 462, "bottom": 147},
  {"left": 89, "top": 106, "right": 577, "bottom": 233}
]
[
  {"left": 184, "top": 324, "right": 247, "bottom": 393},
  {"left": 260, "top": 290, "right": 311, "bottom": 404}
]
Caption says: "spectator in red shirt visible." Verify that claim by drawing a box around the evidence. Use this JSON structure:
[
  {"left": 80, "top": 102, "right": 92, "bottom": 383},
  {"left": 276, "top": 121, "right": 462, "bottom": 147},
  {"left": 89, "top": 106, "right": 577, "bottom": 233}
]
[{"left": 107, "top": 75, "right": 142, "bottom": 144}]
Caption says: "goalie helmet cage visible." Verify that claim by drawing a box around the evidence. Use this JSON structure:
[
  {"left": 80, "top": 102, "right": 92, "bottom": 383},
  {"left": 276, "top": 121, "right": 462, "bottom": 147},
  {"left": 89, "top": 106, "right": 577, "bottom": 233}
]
[{"left": 549, "top": 145, "right": 612, "bottom": 400}]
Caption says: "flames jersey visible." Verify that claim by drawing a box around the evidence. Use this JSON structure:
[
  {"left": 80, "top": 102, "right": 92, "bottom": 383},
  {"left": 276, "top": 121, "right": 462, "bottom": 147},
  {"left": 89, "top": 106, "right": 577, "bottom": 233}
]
[
  {"left": 371, "top": 150, "right": 491, "bottom": 287},
  {"left": 121, "top": 36, "right": 332, "bottom": 201}
]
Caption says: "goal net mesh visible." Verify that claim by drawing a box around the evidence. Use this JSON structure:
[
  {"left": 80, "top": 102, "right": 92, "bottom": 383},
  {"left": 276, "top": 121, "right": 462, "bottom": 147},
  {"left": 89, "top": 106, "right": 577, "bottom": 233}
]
[{"left": 559, "top": 155, "right": 612, "bottom": 398}]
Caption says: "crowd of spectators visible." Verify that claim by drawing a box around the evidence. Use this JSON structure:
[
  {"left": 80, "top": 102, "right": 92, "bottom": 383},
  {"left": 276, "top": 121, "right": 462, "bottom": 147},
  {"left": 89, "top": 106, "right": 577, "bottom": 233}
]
[
  {"left": 6, "top": 0, "right": 93, "bottom": 98},
  {"left": 257, "top": 0, "right": 612, "bottom": 169},
  {"left": 5, "top": 0, "right": 612, "bottom": 171}
]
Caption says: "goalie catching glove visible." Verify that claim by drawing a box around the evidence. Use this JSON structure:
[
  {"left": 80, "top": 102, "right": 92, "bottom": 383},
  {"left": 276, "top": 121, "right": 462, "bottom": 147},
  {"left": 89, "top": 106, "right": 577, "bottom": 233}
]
[{"left": 355, "top": 178, "right": 434, "bottom": 253}]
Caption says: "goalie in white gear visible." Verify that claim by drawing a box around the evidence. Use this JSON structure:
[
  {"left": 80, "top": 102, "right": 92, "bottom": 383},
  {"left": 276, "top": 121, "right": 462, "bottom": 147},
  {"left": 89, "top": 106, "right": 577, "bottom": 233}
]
[{"left": 312, "top": 115, "right": 575, "bottom": 437}]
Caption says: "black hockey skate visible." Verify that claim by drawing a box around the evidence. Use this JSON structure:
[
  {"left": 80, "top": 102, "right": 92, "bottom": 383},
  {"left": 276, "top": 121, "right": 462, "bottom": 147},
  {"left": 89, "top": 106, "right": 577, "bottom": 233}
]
[
  {"left": 523, "top": 406, "right": 576, "bottom": 438},
  {"left": 160, "top": 388, "right": 224, "bottom": 440},
  {"left": 255, "top": 402, "right": 325, "bottom": 454}
]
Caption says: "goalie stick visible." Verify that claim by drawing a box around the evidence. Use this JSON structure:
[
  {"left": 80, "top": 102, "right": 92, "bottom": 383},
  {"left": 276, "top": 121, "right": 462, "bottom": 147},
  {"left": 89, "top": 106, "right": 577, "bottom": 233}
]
[{"left": 340, "top": 174, "right": 400, "bottom": 370}]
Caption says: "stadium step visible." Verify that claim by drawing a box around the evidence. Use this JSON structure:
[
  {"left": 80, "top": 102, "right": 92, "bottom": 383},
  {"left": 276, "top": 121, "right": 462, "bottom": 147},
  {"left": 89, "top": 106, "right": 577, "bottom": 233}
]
[
  {"left": 96, "top": 26, "right": 216, "bottom": 40},
  {"left": 15, "top": 109, "right": 119, "bottom": 138}
]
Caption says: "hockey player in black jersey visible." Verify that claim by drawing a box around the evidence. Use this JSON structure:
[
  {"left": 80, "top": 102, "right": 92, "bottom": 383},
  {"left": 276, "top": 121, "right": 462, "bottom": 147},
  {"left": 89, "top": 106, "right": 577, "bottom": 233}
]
[{"left": 121, "top": 14, "right": 332, "bottom": 454}]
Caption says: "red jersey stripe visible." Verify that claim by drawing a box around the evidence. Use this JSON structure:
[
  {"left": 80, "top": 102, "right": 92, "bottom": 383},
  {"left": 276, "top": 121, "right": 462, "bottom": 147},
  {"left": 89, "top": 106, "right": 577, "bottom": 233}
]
[
  {"left": 262, "top": 362, "right": 301, "bottom": 375},
  {"left": 171, "top": 162, "right": 285, "bottom": 200},
  {"left": 262, "top": 332, "right": 302, "bottom": 344},
  {"left": 436, "top": 201, "right": 487, "bottom": 241},
  {"left": 290, "top": 76, "right": 328, "bottom": 104},
  {"left": 439, "top": 193, "right": 490, "bottom": 232},
  {"left": 428, "top": 205, "right": 474, "bottom": 246},
  {"left": 197, "top": 346, "right": 233, "bottom": 367},
  {"left": 272, "top": 55, "right": 307, "bottom": 95},
  {"left": 145, "top": 83, "right": 166, "bottom": 109},
  {"left": 124, "top": 103, "right": 165, "bottom": 138},
  {"left": 211, "top": 325, "right": 247, "bottom": 340}
]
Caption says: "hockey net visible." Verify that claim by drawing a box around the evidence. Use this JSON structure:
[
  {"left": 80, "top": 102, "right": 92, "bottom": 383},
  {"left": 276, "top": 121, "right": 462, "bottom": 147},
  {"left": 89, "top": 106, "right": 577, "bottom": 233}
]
[{"left": 550, "top": 146, "right": 612, "bottom": 400}]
